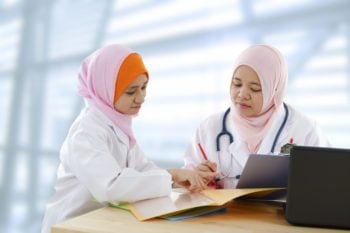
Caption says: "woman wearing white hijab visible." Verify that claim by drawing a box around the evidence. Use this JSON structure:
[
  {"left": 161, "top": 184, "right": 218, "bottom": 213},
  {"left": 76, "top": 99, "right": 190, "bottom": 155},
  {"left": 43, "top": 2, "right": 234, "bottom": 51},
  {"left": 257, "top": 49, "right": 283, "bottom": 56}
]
[{"left": 183, "top": 45, "right": 330, "bottom": 189}]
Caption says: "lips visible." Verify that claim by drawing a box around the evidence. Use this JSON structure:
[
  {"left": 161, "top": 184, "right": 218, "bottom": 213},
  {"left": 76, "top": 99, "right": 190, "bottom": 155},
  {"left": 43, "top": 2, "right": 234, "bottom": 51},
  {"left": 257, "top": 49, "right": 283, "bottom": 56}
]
[{"left": 237, "top": 103, "right": 250, "bottom": 109}]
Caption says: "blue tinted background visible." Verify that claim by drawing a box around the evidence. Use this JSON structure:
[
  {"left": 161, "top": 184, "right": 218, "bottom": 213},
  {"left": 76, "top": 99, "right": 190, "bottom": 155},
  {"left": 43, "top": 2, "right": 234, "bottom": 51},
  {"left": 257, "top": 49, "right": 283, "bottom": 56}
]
[{"left": 0, "top": 0, "right": 350, "bottom": 232}]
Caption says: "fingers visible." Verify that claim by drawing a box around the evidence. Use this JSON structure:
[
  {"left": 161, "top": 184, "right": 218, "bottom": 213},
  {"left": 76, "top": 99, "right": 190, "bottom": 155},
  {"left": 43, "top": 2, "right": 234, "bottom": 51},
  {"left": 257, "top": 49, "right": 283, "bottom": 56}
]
[
  {"left": 199, "top": 170, "right": 219, "bottom": 181},
  {"left": 205, "top": 161, "right": 217, "bottom": 172},
  {"left": 170, "top": 169, "right": 219, "bottom": 193},
  {"left": 196, "top": 161, "right": 219, "bottom": 184},
  {"left": 179, "top": 169, "right": 208, "bottom": 193},
  {"left": 196, "top": 161, "right": 217, "bottom": 173},
  {"left": 187, "top": 174, "right": 208, "bottom": 193}
]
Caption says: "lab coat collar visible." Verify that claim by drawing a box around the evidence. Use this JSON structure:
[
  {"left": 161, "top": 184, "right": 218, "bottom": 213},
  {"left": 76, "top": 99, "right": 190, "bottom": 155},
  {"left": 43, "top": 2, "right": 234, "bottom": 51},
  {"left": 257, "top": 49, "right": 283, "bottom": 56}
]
[{"left": 87, "top": 105, "right": 130, "bottom": 147}]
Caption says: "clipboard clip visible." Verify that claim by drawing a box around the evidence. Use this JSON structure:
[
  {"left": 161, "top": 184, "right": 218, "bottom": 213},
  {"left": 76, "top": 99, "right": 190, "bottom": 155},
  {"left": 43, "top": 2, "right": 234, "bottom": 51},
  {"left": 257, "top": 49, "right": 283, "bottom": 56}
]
[{"left": 280, "top": 138, "right": 295, "bottom": 155}]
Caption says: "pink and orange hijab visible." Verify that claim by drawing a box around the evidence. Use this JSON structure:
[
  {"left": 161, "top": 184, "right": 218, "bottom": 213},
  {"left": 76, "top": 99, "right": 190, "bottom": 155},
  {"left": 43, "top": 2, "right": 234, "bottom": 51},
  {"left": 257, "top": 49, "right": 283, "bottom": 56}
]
[
  {"left": 77, "top": 44, "right": 148, "bottom": 148},
  {"left": 231, "top": 45, "right": 288, "bottom": 153}
]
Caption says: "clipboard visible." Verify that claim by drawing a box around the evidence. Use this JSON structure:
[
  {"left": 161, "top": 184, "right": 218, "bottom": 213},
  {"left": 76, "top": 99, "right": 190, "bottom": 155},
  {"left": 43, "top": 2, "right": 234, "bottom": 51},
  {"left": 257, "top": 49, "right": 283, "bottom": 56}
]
[{"left": 236, "top": 154, "right": 289, "bottom": 188}]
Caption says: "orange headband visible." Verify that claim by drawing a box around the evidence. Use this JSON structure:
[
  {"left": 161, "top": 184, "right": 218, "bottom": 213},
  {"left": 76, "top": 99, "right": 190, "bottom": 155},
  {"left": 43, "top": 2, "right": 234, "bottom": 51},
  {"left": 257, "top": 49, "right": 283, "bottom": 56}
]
[{"left": 114, "top": 53, "right": 148, "bottom": 104}]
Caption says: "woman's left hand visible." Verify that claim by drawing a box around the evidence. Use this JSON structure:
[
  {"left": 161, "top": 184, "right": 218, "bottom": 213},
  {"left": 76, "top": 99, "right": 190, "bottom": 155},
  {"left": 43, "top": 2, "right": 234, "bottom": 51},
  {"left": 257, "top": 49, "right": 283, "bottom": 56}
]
[{"left": 167, "top": 168, "right": 218, "bottom": 192}]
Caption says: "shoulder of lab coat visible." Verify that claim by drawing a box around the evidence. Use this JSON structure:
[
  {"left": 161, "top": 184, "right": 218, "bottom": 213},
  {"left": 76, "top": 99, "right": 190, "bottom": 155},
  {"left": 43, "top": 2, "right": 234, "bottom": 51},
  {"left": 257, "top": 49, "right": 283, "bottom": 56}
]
[
  {"left": 283, "top": 104, "right": 331, "bottom": 147},
  {"left": 257, "top": 104, "right": 331, "bottom": 154},
  {"left": 61, "top": 106, "right": 172, "bottom": 204}
]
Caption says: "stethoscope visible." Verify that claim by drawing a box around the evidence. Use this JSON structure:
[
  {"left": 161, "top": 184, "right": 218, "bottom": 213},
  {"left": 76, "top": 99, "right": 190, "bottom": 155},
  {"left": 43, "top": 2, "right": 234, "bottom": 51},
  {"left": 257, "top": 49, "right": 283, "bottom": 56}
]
[{"left": 216, "top": 102, "right": 289, "bottom": 153}]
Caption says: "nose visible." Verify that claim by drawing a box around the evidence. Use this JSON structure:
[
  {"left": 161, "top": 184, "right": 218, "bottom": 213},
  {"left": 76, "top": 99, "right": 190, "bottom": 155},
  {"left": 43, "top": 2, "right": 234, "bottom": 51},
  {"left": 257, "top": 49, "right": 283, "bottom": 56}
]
[
  {"left": 238, "top": 86, "right": 250, "bottom": 99},
  {"left": 134, "top": 89, "right": 145, "bottom": 104}
]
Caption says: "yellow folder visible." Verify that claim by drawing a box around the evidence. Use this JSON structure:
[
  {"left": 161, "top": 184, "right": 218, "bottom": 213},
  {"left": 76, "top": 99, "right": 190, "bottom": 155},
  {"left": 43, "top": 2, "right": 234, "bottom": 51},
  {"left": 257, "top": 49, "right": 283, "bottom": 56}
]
[{"left": 111, "top": 188, "right": 283, "bottom": 221}]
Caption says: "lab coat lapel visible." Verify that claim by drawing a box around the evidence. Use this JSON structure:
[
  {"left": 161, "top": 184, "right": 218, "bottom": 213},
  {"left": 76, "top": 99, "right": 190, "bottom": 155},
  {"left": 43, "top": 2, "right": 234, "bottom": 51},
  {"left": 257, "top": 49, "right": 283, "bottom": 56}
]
[
  {"left": 226, "top": 110, "right": 249, "bottom": 169},
  {"left": 228, "top": 141, "right": 249, "bottom": 169},
  {"left": 89, "top": 106, "right": 130, "bottom": 147},
  {"left": 110, "top": 125, "right": 130, "bottom": 147}
]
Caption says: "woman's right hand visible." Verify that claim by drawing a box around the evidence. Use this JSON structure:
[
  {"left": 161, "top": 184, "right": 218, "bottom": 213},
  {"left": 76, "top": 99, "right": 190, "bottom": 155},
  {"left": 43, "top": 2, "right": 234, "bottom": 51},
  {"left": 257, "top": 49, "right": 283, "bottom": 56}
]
[
  {"left": 196, "top": 161, "right": 222, "bottom": 188},
  {"left": 196, "top": 160, "right": 217, "bottom": 173}
]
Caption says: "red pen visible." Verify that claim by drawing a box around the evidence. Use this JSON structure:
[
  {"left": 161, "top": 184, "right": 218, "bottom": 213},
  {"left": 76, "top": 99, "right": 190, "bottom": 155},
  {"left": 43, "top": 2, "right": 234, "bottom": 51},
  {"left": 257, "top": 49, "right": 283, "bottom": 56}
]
[
  {"left": 197, "top": 143, "right": 221, "bottom": 188},
  {"left": 198, "top": 143, "right": 208, "bottom": 160},
  {"left": 289, "top": 138, "right": 294, "bottom": 144}
]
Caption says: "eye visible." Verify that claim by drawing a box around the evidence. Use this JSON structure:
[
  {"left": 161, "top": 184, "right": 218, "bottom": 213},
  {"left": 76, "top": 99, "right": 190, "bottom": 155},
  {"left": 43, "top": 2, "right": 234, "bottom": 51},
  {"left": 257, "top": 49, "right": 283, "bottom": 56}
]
[
  {"left": 125, "top": 91, "right": 136, "bottom": 96},
  {"left": 231, "top": 81, "right": 242, "bottom": 87},
  {"left": 251, "top": 88, "right": 262, "bottom": 92}
]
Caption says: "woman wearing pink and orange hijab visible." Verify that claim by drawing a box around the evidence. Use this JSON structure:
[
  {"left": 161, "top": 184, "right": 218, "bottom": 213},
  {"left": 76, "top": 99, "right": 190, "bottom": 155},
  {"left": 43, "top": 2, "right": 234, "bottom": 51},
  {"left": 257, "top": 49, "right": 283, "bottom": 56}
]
[
  {"left": 41, "top": 44, "right": 216, "bottom": 233},
  {"left": 184, "top": 44, "right": 330, "bottom": 189}
]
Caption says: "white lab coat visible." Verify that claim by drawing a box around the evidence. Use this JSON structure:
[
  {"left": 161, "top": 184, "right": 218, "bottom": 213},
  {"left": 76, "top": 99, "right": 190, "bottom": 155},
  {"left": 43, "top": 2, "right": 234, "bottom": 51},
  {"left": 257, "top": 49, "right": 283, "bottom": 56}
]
[
  {"left": 41, "top": 105, "right": 172, "bottom": 233},
  {"left": 184, "top": 103, "right": 330, "bottom": 188}
]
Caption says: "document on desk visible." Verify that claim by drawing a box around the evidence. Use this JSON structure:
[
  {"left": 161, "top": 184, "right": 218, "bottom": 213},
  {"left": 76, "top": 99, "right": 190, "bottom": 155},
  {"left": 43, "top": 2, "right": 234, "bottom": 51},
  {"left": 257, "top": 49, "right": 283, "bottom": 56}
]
[
  {"left": 160, "top": 205, "right": 227, "bottom": 221},
  {"left": 114, "top": 188, "right": 282, "bottom": 221}
]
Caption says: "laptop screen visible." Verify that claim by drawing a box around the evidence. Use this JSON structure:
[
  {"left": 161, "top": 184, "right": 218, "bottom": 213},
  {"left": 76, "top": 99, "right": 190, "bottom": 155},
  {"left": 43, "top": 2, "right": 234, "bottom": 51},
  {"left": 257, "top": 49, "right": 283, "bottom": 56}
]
[{"left": 286, "top": 145, "right": 350, "bottom": 229}]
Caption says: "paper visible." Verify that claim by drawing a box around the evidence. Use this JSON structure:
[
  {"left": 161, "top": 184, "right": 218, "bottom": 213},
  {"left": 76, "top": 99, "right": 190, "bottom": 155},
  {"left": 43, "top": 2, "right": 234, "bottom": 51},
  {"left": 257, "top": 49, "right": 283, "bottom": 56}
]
[
  {"left": 116, "top": 188, "right": 282, "bottom": 221},
  {"left": 160, "top": 206, "right": 227, "bottom": 221},
  {"left": 128, "top": 191, "right": 215, "bottom": 220},
  {"left": 201, "top": 188, "right": 279, "bottom": 205}
]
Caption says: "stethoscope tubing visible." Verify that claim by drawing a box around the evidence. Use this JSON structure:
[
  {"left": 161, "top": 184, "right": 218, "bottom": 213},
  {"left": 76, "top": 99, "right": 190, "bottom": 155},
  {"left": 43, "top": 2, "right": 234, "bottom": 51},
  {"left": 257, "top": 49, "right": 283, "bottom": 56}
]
[{"left": 216, "top": 103, "right": 289, "bottom": 153}]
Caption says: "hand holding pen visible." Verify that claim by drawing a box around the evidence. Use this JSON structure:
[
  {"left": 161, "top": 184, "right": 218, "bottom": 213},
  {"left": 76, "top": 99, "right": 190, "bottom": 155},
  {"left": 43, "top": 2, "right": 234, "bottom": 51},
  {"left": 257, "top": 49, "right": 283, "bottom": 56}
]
[
  {"left": 196, "top": 160, "right": 217, "bottom": 173},
  {"left": 197, "top": 143, "right": 222, "bottom": 189}
]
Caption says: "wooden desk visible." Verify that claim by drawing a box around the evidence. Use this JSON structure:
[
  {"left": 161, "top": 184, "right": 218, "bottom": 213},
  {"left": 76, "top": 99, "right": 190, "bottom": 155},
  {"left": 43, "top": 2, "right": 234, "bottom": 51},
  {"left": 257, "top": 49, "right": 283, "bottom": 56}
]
[{"left": 52, "top": 200, "right": 347, "bottom": 233}]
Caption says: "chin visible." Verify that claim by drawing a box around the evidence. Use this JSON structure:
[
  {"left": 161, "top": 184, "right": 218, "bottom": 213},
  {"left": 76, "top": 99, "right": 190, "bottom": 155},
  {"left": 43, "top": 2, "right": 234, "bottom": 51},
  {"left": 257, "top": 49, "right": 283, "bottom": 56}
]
[
  {"left": 237, "top": 109, "right": 254, "bottom": 117},
  {"left": 234, "top": 105, "right": 254, "bottom": 117},
  {"left": 129, "top": 108, "right": 140, "bottom": 115}
]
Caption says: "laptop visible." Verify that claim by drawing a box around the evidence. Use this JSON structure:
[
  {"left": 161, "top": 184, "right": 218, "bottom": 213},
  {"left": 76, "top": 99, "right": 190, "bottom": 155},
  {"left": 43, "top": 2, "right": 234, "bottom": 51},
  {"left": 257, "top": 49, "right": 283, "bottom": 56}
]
[
  {"left": 236, "top": 154, "right": 289, "bottom": 188},
  {"left": 285, "top": 146, "right": 350, "bottom": 229}
]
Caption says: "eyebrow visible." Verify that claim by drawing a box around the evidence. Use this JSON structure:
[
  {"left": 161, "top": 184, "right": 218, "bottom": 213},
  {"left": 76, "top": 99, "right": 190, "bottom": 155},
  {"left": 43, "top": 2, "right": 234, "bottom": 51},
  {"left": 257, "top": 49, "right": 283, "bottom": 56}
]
[
  {"left": 250, "top": 82, "right": 261, "bottom": 86},
  {"left": 126, "top": 81, "right": 148, "bottom": 91},
  {"left": 233, "top": 77, "right": 261, "bottom": 86}
]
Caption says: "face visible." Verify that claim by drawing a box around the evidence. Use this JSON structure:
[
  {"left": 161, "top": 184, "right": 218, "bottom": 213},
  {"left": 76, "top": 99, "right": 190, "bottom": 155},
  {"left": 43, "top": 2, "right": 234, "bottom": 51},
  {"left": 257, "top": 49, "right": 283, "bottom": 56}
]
[
  {"left": 114, "top": 74, "right": 148, "bottom": 115},
  {"left": 230, "top": 65, "right": 263, "bottom": 117}
]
